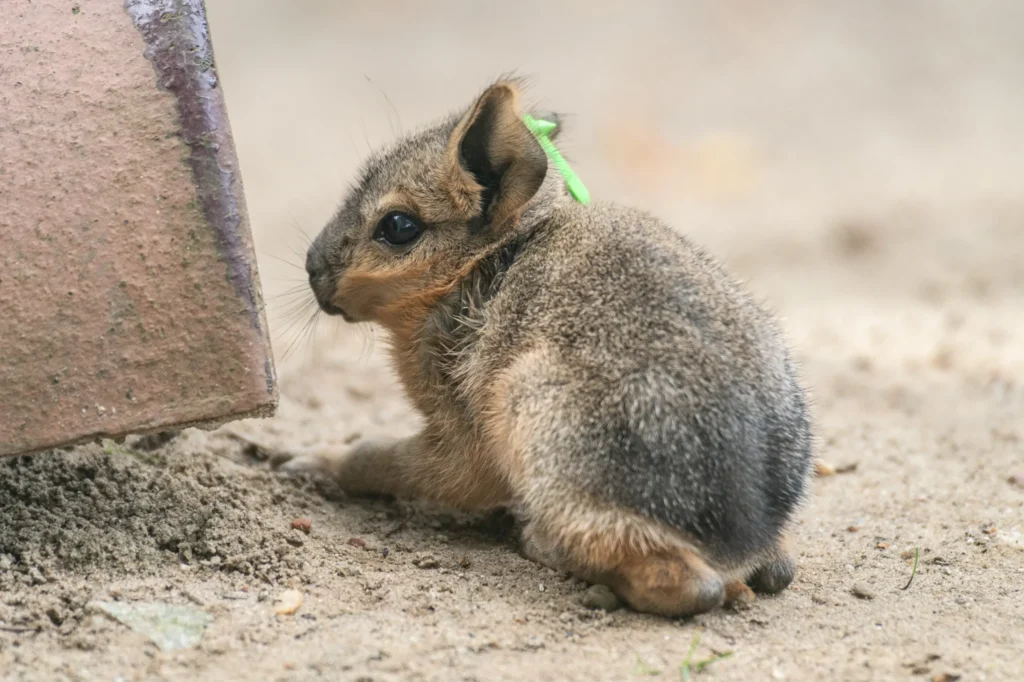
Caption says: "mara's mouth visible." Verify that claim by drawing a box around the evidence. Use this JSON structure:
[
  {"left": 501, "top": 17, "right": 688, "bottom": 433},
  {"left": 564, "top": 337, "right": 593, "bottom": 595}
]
[{"left": 317, "top": 299, "right": 354, "bottom": 322}]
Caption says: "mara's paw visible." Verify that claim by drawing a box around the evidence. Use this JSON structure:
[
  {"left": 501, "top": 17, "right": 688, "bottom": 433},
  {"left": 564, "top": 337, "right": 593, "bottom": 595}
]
[
  {"left": 276, "top": 440, "right": 399, "bottom": 498},
  {"left": 608, "top": 550, "right": 725, "bottom": 618},
  {"left": 276, "top": 450, "right": 341, "bottom": 478},
  {"left": 746, "top": 553, "right": 796, "bottom": 595},
  {"left": 724, "top": 580, "right": 756, "bottom": 609},
  {"left": 518, "top": 523, "right": 570, "bottom": 573}
]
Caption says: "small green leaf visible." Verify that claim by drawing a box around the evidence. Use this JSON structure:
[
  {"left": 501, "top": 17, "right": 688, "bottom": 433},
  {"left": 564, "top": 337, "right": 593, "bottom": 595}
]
[{"left": 523, "top": 114, "right": 591, "bottom": 205}]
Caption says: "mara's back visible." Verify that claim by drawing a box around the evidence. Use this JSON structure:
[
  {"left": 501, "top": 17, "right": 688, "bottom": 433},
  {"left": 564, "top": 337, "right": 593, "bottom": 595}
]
[{"left": 490, "top": 202, "right": 814, "bottom": 564}]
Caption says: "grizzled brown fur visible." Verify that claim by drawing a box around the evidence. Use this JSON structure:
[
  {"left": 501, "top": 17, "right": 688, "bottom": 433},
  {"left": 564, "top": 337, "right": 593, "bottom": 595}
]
[{"left": 293, "top": 79, "right": 814, "bottom": 616}]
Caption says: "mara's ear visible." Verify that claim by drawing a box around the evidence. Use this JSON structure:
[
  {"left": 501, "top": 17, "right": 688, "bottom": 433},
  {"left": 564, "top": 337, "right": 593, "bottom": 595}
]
[{"left": 444, "top": 82, "right": 548, "bottom": 232}]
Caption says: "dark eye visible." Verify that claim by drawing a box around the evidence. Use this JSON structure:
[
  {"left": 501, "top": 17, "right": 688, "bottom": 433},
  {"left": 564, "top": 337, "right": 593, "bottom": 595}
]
[{"left": 374, "top": 212, "right": 423, "bottom": 247}]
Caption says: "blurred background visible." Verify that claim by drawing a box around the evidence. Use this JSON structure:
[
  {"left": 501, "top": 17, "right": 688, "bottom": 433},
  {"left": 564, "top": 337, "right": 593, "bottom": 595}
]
[{"left": 204, "top": 0, "right": 1024, "bottom": 386}]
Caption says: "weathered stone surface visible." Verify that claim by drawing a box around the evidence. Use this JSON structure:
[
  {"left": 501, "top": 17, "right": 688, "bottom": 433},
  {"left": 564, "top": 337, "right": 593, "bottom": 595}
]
[{"left": 0, "top": 0, "right": 277, "bottom": 457}]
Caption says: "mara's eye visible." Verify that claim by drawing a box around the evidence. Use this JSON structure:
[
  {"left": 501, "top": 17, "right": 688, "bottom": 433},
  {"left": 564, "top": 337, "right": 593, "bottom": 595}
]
[{"left": 374, "top": 212, "right": 423, "bottom": 247}]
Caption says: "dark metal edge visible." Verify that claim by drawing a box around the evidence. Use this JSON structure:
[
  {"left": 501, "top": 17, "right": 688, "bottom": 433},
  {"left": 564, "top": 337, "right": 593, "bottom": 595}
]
[{"left": 123, "top": 0, "right": 278, "bottom": 401}]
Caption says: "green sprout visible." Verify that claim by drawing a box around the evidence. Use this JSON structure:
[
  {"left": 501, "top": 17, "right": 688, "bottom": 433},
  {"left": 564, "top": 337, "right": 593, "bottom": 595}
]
[{"left": 679, "top": 628, "right": 733, "bottom": 682}]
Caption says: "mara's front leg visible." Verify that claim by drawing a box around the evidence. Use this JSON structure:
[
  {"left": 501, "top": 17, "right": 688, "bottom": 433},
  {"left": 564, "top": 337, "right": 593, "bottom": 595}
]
[{"left": 280, "top": 430, "right": 513, "bottom": 510}]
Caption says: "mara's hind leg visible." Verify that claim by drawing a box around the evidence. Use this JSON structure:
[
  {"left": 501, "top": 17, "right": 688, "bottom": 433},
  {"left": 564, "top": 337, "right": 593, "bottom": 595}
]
[
  {"left": 602, "top": 549, "right": 725, "bottom": 617},
  {"left": 745, "top": 535, "right": 796, "bottom": 595},
  {"left": 521, "top": 515, "right": 725, "bottom": 617},
  {"left": 520, "top": 520, "right": 751, "bottom": 613}
]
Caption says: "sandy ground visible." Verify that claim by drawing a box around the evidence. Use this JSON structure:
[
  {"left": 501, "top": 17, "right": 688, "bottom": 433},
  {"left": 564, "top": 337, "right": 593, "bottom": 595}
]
[{"left": 3, "top": 1, "right": 1024, "bottom": 680}]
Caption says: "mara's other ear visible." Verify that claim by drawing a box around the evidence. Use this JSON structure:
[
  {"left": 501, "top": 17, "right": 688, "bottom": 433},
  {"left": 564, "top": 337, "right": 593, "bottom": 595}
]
[{"left": 444, "top": 82, "right": 548, "bottom": 232}]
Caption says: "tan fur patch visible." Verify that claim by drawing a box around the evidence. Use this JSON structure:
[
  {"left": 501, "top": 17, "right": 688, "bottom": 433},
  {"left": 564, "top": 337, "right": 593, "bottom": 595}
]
[
  {"left": 478, "top": 370, "right": 527, "bottom": 489},
  {"left": 598, "top": 548, "right": 725, "bottom": 617},
  {"left": 334, "top": 260, "right": 433, "bottom": 324},
  {"left": 527, "top": 502, "right": 703, "bottom": 572}
]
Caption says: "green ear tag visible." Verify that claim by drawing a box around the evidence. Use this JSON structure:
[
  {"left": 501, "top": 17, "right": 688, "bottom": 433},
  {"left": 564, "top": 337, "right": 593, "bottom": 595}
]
[{"left": 523, "top": 114, "right": 591, "bottom": 205}]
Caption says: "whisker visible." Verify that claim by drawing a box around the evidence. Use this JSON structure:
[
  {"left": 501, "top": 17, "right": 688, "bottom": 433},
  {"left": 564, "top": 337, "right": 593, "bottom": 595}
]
[
  {"left": 273, "top": 296, "right": 317, "bottom": 331},
  {"left": 259, "top": 250, "right": 305, "bottom": 271},
  {"left": 364, "top": 74, "right": 402, "bottom": 136},
  {"left": 358, "top": 116, "right": 373, "bottom": 154},
  {"left": 279, "top": 304, "right": 320, "bottom": 363},
  {"left": 270, "top": 287, "right": 316, "bottom": 303},
  {"left": 358, "top": 324, "right": 376, "bottom": 363},
  {"left": 279, "top": 295, "right": 316, "bottom": 316},
  {"left": 301, "top": 308, "right": 323, "bottom": 357},
  {"left": 290, "top": 218, "right": 331, "bottom": 267}
]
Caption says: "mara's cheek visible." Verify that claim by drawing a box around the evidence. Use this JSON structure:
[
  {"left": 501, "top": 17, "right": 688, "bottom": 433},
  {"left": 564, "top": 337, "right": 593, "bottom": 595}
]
[
  {"left": 334, "top": 271, "right": 385, "bottom": 322},
  {"left": 335, "top": 264, "right": 424, "bottom": 322}
]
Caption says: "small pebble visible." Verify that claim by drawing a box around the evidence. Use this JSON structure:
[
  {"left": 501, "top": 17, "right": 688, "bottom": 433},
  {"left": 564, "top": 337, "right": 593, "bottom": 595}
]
[
  {"left": 580, "top": 584, "right": 622, "bottom": 612},
  {"left": 274, "top": 589, "right": 304, "bottom": 616},
  {"left": 850, "top": 583, "right": 875, "bottom": 600},
  {"left": 347, "top": 537, "right": 366, "bottom": 549},
  {"left": 1008, "top": 473, "right": 1024, "bottom": 489},
  {"left": 291, "top": 518, "right": 312, "bottom": 535}
]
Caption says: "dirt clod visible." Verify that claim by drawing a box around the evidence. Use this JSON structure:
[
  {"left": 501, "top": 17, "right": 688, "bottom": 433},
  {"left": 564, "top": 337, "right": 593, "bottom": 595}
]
[
  {"left": 412, "top": 554, "right": 439, "bottom": 569},
  {"left": 850, "top": 584, "right": 876, "bottom": 600},
  {"left": 833, "top": 220, "right": 878, "bottom": 257}
]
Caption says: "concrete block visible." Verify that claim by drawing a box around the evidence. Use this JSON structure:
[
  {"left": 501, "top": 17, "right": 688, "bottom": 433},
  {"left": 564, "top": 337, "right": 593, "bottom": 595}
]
[{"left": 0, "top": 0, "right": 277, "bottom": 457}]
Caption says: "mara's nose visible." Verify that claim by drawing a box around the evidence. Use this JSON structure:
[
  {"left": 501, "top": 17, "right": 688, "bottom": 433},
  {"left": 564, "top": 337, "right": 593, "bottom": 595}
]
[
  {"left": 305, "top": 244, "right": 324, "bottom": 282},
  {"left": 305, "top": 243, "right": 347, "bottom": 317}
]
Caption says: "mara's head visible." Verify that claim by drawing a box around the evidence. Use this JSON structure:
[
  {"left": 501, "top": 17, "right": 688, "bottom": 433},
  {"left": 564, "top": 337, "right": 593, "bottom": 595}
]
[{"left": 304, "top": 79, "right": 566, "bottom": 329}]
